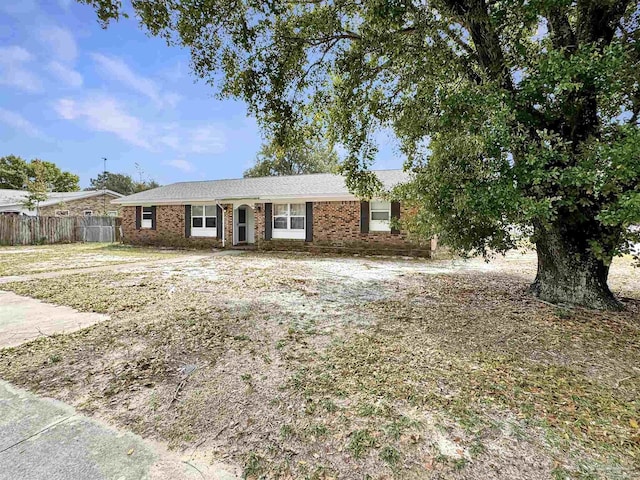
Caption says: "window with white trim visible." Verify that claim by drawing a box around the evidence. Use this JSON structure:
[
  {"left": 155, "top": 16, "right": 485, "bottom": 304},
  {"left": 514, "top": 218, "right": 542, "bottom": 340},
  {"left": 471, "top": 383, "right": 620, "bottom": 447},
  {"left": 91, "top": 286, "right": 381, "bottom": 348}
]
[
  {"left": 273, "top": 203, "right": 305, "bottom": 239},
  {"left": 141, "top": 207, "right": 153, "bottom": 229},
  {"left": 370, "top": 200, "right": 391, "bottom": 232},
  {"left": 191, "top": 205, "right": 217, "bottom": 237},
  {"left": 107, "top": 210, "right": 118, "bottom": 217},
  {"left": 55, "top": 210, "right": 69, "bottom": 217},
  {"left": 83, "top": 210, "right": 93, "bottom": 216}
]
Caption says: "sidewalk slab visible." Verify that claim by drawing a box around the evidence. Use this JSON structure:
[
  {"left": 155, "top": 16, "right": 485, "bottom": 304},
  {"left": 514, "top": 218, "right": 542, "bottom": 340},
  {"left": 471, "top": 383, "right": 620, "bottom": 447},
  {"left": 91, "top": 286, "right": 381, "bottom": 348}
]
[{"left": 0, "top": 381, "right": 240, "bottom": 480}]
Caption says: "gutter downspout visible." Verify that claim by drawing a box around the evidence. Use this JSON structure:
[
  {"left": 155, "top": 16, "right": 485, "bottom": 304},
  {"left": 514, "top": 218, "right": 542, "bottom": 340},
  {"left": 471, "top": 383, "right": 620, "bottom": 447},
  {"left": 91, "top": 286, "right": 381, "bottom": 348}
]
[{"left": 216, "top": 202, "right": 225, "bottom": 248}]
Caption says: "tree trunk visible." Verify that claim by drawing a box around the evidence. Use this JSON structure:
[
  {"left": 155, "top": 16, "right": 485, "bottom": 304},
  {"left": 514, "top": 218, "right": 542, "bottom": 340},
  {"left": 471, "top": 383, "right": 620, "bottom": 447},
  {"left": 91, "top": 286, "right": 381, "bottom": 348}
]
[{"left": 531, "top": 221, "right": 622, "bottom": 310}]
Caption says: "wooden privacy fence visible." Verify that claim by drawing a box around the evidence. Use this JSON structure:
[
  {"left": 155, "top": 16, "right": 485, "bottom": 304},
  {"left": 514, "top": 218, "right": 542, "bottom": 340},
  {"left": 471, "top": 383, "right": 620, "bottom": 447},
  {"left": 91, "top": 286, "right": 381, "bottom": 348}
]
[{"left": 0, "top": 216, "right": 122, "bottom": 246}]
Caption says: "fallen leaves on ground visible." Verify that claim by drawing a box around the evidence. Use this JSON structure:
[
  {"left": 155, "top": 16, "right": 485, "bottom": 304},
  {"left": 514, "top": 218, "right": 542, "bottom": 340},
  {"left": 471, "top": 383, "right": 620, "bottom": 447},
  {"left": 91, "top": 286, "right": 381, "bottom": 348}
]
[{"left": 0, "top": 250, "right": 638, "bottom": 479}]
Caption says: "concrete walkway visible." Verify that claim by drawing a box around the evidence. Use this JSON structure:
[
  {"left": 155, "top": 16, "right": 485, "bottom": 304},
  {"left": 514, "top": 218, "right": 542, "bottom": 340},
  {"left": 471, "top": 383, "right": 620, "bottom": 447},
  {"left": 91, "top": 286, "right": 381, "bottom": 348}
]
[
  {"left": 0, "top": 250, "right": 246, "bottom": 479},
  {"left": 0, "top": 291, "right": 109, "bottom": 348},
  {"left": 0, "top": 251, "right": 245, "bottom": 346},
  {"left": 0, "top": 381, "right": 240, "bottom": 480}
]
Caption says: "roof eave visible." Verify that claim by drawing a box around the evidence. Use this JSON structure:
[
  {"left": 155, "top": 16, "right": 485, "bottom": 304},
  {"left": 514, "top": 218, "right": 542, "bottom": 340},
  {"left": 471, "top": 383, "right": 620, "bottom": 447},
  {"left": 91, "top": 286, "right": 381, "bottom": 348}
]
[{"left": 113, "top": 193, "right": 359, "bottom": 206}]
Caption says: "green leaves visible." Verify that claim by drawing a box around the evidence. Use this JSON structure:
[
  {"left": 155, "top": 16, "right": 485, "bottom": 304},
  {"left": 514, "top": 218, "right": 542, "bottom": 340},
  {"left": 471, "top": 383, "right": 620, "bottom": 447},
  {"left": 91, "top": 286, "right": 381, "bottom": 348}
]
[
  {"left": 88, "top": 171, "right": 159, "bottom": 195},
  {"left": 244, "top": 136, "right": 339, "bottom": 177},
  {"left": 0, "top": 155, "right": 80, "bottom": 192},
  {"left": 80, "top": 0, "right": 640, "bottom": 261}
]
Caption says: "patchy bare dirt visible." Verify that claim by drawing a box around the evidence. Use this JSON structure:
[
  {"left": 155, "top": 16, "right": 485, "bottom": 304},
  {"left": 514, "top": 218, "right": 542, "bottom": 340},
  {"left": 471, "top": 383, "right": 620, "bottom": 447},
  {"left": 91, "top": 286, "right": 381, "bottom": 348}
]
[
  {"left": 0, "top": 243, "right": 192, "bottom": 277},
  {"left": 0, "top": 249, "right": 638, "bottom": 479}
]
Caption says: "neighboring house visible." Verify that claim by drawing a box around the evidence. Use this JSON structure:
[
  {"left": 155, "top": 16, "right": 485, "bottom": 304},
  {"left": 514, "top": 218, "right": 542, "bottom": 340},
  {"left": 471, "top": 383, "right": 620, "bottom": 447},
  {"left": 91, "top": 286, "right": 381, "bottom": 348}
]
[
  {"left": 113, "top": 170, "right": 431, "bottom": 256},
  {"left": 0, "top": 189, "right": 123, "bottom": 216}
]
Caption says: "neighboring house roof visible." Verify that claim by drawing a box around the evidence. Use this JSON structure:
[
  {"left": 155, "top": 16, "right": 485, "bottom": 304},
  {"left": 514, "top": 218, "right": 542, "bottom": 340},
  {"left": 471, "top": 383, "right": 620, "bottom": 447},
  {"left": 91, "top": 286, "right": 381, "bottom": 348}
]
[
  {"left": 0, "top": 189, "right": 123, "bottom": 212},
  {"left": 0, "top": 189, "right": 28, "bottom": 208},
  {"left": 114, "top": 170, "right": 409, "bottom": 205}
]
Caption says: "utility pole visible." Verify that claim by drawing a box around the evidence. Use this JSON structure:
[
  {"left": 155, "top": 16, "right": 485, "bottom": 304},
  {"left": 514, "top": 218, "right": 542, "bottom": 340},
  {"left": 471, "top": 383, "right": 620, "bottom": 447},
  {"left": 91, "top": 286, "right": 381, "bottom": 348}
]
[{"left": 102, "top": 157, "right": 107, "bottom": 215}]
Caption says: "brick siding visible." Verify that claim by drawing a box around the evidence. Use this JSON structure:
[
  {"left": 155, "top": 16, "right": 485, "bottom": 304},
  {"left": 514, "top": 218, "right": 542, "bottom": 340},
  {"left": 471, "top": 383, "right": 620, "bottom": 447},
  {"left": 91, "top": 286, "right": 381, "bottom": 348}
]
[
  {"left": 121, "top": 200, "right": 429, "bottom": 256},
  {"left": 39, "top": 193, "right": 121, "bottom": 217},
  {"left": 121, "top": 205, "right": 225, "bottom": 248},
  {"left": 256, "top": 201, "right": 430, "bottom": 257}
]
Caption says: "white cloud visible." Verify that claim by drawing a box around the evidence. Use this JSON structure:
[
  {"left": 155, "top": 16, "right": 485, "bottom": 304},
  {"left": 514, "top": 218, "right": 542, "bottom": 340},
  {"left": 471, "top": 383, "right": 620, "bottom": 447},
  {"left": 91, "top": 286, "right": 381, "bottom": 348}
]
[
  {"left": 0, "top": 45, "right": 42, "bottom": 93},
  {"left": 159, "top": 134, "right": 181, "bottom": 150},
  {"left": 164, "top": 159, "right": 195, "bottom": 172},
  {"left": 0, "top": 45, "right": 31, "bottom": 63},
  {"left": 158, "top": 123, "right": 227, "bottom": 154},
  {"left": 189, "top": 125, "right": 226, "bottom": 154},
  {"left": 54, "top": 95, "right": 151, "bottom": 149},
  {"left": 48, "top": 61, "right": 83, "bottom": 88},
  {"left": 91, "top": 53, "right": 181, "bottom": 108},
  {"left": 0, "top": 108, "right": 42, "bottom": 137},
  {"left": 39, "top": 26, "right": 77, "bottom": 63},
  {"left": 37, "top": 27, "right": 82, "bottom": 88},
  {"left": 53, "top": 94, "right": 226, "bottom": 154}
]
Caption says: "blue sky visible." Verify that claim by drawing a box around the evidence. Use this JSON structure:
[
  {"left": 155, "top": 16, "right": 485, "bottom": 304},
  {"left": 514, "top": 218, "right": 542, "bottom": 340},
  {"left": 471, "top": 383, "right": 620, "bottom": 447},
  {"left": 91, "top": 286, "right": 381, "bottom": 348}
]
[{"left": 0, "top": 0, "right": 402, "bottom": 188}]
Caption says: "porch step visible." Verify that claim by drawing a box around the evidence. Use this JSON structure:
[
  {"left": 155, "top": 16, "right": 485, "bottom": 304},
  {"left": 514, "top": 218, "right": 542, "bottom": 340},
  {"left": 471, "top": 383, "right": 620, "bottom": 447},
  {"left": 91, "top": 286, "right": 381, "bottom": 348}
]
[{"left": 230, "top": 245, "right": 257, "bottom": 250}]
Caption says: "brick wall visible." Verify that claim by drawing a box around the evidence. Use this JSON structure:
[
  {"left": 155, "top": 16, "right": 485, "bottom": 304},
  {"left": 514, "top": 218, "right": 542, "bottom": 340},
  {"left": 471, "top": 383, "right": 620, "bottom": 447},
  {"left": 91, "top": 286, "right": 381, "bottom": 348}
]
[
  {"left": 224, "top": 204, "right": 233, "bottom": 246},
  {"left": 255, "top": 201, "right": 430, "bottom": 257},
  {"left": 120, "top": 201, "right": 429, "bottom": 256},
  {"left": 121, "top": 204, "right": 225, "bottom": 248},
  {"left": 39, "top": 194, "right": 121, "bottom": 217},
  {"left": 254, "top": 202, "right": 265, "bottom": 243}
]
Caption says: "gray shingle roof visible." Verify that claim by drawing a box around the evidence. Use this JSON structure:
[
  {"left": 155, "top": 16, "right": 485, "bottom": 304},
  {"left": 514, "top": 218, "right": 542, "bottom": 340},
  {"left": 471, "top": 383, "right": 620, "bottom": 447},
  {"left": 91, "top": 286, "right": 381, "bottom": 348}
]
[
  {"left": 0, "top": 189, "right": 27, "bottom": 206},
  {"left": 0, "top": 189, "right": 122, "bottom": 210},
  {"left": 114, "top": 170, "right": 409, "bottom": 205}
]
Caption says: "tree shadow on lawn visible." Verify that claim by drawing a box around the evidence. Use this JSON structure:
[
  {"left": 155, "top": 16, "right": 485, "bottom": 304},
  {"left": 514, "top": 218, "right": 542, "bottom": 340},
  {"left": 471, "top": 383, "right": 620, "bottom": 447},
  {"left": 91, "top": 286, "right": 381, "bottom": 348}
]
[
  {"left": 291, "top": 271, "right": 640, "bottom": 478},
  {"left": 0, "top": 262, "right": 638, "bottom": 479}
]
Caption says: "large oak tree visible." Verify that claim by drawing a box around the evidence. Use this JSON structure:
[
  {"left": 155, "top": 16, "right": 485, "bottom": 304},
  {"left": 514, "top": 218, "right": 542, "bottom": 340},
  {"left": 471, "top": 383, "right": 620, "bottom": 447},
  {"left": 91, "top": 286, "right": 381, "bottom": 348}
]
[
  {"left": 244, "top": 137, "right": 339, "bottom": 177},
  {"left": 81, "top": 0, "right": 639, "bottom": 309}
]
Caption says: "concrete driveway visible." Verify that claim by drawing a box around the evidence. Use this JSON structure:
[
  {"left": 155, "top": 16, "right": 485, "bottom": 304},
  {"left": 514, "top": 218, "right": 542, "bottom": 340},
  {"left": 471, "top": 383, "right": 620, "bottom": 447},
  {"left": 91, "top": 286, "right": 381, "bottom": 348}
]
[{"left": 0, "top": 291, "right": 109, "bottom": 348}]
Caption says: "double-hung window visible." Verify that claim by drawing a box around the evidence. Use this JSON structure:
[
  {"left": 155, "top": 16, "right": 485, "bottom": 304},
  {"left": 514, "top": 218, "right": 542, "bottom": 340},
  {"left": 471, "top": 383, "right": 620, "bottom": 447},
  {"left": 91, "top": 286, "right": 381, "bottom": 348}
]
[
  {"left": 273, "top": 203, "right": 305, "bottom": 239},
  {"left": 191, "top": 205, "right": 217, "bottom": 237},
  {"left": 370, "top": 200, "right": 391, "bottom": 232},
  {"left": 141, "top": 207, "right": 154, "bottom": 229}
]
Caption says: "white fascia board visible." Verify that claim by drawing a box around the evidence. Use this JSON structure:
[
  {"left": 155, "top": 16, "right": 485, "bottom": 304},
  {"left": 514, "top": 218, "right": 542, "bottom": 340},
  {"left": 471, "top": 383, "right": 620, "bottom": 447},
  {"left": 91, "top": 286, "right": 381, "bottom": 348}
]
[
  {"left": 76, "top": 190, "right": 123, "bottom": 200},
  {"left": 259, "top": 194, "right": 357, "bottom": 202},
  {"left": 0, "top": 204, "right": 30, "bottom": 214},
  {"left": 41, "top": 190, "right": 124, "bottom": 207},
  {"left": 114, "top": 194, "right": 359, "bottom": 206},
  {"left": 113, "top": 198, "right": 222, "bottom": 206}
]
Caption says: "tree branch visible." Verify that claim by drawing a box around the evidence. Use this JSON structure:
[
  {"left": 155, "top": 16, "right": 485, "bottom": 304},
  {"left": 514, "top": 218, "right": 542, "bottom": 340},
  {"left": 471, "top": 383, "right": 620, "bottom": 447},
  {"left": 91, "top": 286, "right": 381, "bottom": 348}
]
[
  {"left": 544, "top": 7, "right": 577, "bottom": 53},
  {"left": 576, "top": 0, "right": 632, "bottom": 46},
  {"left": 442, "top": 0, "right": 513, "bottom": 90}
]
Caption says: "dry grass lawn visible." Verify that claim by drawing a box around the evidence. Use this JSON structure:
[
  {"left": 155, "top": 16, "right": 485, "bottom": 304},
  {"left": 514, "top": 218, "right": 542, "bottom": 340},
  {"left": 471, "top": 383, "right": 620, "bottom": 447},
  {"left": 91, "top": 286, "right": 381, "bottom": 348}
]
[
  {"left": 0, "top": 243, "right": 189, "bottom": 276},
  {"left": 0, "top": 248, "right": 638, "bottom": 479}
]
